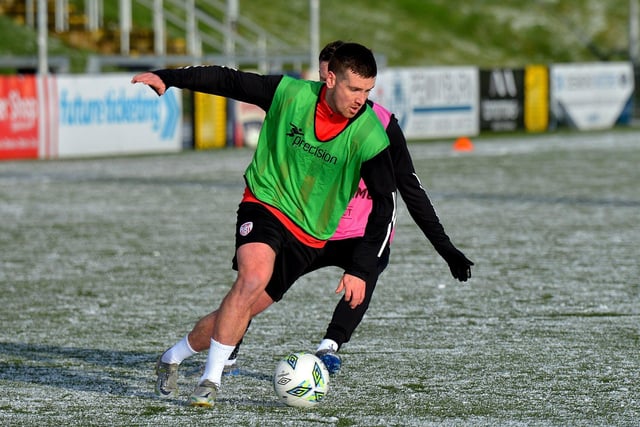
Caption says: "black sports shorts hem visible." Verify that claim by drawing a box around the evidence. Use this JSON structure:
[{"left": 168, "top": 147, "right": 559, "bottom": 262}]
[{"left": 232, "top": 202, "right": 321, "bottom": 302}]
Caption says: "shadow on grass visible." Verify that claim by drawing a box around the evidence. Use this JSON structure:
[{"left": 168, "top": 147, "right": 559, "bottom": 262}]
[
  {"left": 0, "top": 341, "right": 273, "bottom": 400},
  {"left": 0, "top": 341, "right": 158, "bottom": 397}
]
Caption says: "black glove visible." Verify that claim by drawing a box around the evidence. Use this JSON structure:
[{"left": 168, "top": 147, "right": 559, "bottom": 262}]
[{"left": 435, "top": 243, "right": 474, "bottom": 282}]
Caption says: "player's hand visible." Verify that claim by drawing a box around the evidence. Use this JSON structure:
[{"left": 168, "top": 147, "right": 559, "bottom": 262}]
[
  {"left": 437, "top": 244, "right": 474, "bottom": 282},
  {"left": 335, "top": 273, "right": 366, "bottom": 308},
  {"left": 131, "top": 72, "right": 167, "bottom": 96}
]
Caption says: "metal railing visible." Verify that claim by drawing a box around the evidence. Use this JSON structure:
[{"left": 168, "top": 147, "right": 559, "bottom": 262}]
[{"left": 0, "top": 55, "right": 71, "bottom": 73}]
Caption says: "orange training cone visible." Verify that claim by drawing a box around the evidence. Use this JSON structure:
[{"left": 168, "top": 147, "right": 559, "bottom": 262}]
[{"left": 453, "top": 136, "right": 474, "bottom": 152}]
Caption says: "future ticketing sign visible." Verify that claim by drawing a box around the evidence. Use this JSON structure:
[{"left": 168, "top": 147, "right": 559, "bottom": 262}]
[
  {"left": 0, "top": 73, "right": 182, "bottom": 160},
  {"left": 51, "top": 74, "right": 182, "bottom": 158}
]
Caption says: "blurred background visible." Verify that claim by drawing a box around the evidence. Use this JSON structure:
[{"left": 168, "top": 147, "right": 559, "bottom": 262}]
[
  {"left": 0, "top": 0, "right": 638, "bottom": 158},
  {"left": 1, "top": 0, "right": 636, "bottom": 72}
]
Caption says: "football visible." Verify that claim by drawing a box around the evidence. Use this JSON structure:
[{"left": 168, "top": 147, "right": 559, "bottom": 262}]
[{"left": 273, "top": 352, "right": 330, "bottom": 408}]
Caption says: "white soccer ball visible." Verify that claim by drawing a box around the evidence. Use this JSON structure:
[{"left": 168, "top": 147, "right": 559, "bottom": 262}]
[{"left": 273, "top": 352, "right": 330, "bottom": 408}]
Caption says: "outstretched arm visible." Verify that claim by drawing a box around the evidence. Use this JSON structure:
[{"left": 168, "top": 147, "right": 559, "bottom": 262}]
[
  {"left": 132, "top": 65, "right": 283, "bottom": 111},
  {"left": 387, "top": 116, "right": 473, "bottom": 281}
]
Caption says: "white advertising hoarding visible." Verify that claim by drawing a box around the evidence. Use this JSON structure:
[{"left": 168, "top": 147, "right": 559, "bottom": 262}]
[
  {"left": 371, "top": 67, "right": 479, "bottom": 139},
  {"left": 551, "top": 62, "right": 634, "bottom": 130},
  {"left": 53, "top": 74, "right": 182, "bottom": 158}
]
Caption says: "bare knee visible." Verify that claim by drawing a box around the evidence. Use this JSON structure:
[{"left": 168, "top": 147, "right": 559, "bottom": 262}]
[
  {"left": 230, "top": 242, "right": 275, "bottom": 307},
  {"left": 226, "top": 272, "right": 270, "bottom": 310}
]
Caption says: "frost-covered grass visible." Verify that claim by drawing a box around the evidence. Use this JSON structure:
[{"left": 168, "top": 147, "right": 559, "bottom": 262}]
[{"left": 1, "top": 130, "right": 639, "bottom": 426}]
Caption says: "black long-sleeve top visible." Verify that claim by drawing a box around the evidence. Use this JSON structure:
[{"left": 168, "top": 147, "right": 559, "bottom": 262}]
[{"left": 383, "top": 112, "right": 455, "bottom": 254}]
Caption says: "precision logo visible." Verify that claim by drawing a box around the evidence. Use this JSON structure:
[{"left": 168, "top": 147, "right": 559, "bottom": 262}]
[{"left": 287, "top": 122, "right": 337, "bottom": 165}]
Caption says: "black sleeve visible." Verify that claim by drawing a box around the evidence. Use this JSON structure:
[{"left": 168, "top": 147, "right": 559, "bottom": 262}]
[
  {"left": 345, "top": 147, "right": 396, "bottom": 281},
  {"left": 387, "top": 115, "right": 453, "bottom": 250},
  {"left": 388, "top": 116, "right": 476, "bottom": 282},
  {"left": 153, "top": 66, "right": 283, "bottom": 111}
]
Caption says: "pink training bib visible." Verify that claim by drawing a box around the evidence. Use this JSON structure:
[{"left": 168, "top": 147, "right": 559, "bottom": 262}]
[{"left": 331, "top": 102, "right": 395, "bottom": 241}]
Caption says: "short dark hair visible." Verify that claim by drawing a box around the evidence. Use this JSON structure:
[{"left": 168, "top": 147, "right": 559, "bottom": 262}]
[
  {"left": 328, "top": 42, "right": 377, "bottom": 79},
  {"left": 319, "top": 40, "right": 344, "bottom": 63}
]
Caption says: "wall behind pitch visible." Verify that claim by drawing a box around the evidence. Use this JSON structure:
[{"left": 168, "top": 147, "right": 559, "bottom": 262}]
[
  {"left": 54, "top": 74, "right": 182, "bottom": 158},
  {"left": 1, "top": 74, "right": 182, "bottom": 160},
  {"left": 479, "top": 66, "right": 550, "bottom": 133},
  {"left": 232, "top": 100, "right": 266, "bottom": 148},
  {"left": 0, "top": 75, "right": 39, "bottom": 160},
  {"left": 194, "top": 92, "right": 226, "bottom": 149},
  {"left": 524, "top": 65, "right": 550, "bottom": 132},
  {"left": 550, "top": 62, "right": 634, "bottom": 130},
  {"left": 479, "top": 68, "right": 525, "bottom": 132},
  {"left": 371, "top": 67, "right": 479, "bottom": 139}
]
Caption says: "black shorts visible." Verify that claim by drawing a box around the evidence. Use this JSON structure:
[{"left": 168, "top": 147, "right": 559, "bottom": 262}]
[
  {"left": 262, "top": 236, "right": 391, "bottom": 302},
  {"left": 305, "top": 238, "right": 390, "bottom": 273},
  {"left": 232, "top": 202, "right": 321, "bottom": 302}
]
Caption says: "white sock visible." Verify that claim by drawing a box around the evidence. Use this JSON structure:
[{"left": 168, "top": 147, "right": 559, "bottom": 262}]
[
  {"left": 199, "top": 339, "right": 236, "bottom": 387},
  {"left": 161, "top": 335, "right": 197, "bottom": 364},
  {"left": 316, "top": 339, "right": 339, "bottom": 353}
]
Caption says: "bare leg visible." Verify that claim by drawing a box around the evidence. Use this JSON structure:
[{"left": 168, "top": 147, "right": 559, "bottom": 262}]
[
  {"left": 211, "top": 242, "right": 276, "bottom": 346},
  {"left": 193, "top": 242, "right": 279, "bottom": 390},
  {"left": 187, "top": 289, "right": 276, "bottom": 352}
]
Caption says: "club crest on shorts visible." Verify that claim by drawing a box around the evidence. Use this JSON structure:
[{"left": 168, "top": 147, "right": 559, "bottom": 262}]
[{"left": 239, "top": 221, "right": 253, "bottom": 236}]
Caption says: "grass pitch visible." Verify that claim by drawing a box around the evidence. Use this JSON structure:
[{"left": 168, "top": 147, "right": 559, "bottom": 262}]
[{"left": 0, "top": 130, "right": 638, "bottom": 426}]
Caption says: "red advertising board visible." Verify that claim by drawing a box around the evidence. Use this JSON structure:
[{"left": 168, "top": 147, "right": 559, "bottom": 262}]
[{"left": 0, "top": 75, "right": 39, "bottom": 160}]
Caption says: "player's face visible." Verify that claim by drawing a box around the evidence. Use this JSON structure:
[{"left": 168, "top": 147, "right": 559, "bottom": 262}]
[{"left": 324, "top": 69, "right": 374, "bottom": 119}]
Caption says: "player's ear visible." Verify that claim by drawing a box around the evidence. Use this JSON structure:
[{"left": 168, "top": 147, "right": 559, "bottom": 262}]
[{"left": 325, "top": 70, "right": 337, "bottom": 89}]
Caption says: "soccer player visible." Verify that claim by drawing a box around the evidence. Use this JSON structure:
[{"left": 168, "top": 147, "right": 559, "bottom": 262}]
[
  {"left": 227, "top": 40, "right": 474, "bottom": 375},
  {"left": 132, "top": 42, "right": 397, "bottom": 408}
]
